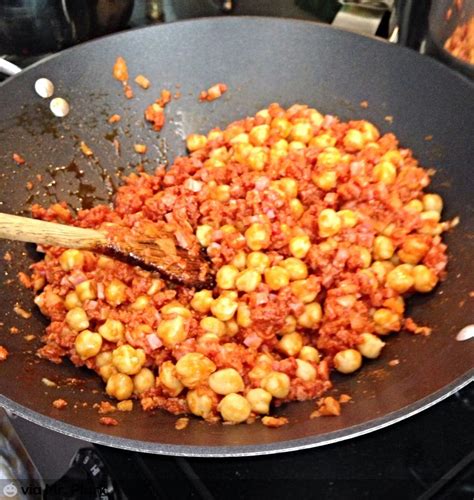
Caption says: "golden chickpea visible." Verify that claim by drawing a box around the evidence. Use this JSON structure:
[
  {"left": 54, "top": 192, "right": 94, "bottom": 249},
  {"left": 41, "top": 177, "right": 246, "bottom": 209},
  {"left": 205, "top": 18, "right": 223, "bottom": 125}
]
[
  {"left": 299, "top": 346, "right": 320, "bottom": 363},
  {"left": 405, "top": 199, "right": 424, "bottom": 212},
  {"left": 209, "top": 368, "right": 244, "bottom": 395},
  {"left": 308, "top": 109, "right": 324, "bottom": 126},
  {"left": 133, "top": 368, "right": 155, "bottom": 394},
  {"left": 264, "top": 266, "right": 290, "bottom": 291},
  {"left": 279, "top": 177, "right": 299, "bottom": 198},
  {"left": 157, "top": 316, "right": 187, "bottom": 347},
  {"left": 297, "top": 302, "right": 323, "bottom": 328},
  {"left": 216, "top": 265, "right": 239, "bottom": 290},
  {"left": 357, "top": 333, "right": 385, "bottom": 359},
  {"left": 147, "top": 278, "right": 164, "bottom": 296},
  {"left": 313, "top": 170, "right": 337, "bottom": 191},
  {"left": 373, "top": 308, "right": 400, "bottom": 334},
  {"left": 371, "top": 260, "right": 394, "bottom": 283},
  {"left": 66, "top": 307, "right": 89, "bottom": 331},
  {"left": 235, "top": 269, "right": 261, "bottom": 293},
  {"left": 59, "top": 249, "right": 84, "bottom": 271},
  {"left": 99, "top": 364, "right": 117, "bottom": 382},
  {"left": 310, "top": 133, "right": 336, "bottom": 149},
  {"left": 191, "top": 289, "right": 214, "bottom": 313},
  {"left": 249, "top": 124, "right": 270, "bottom": 146},
  {"left": 386, "top": 264, "right": 414, "bottom": 293},
  {"left": 218, "top": 393, "right": 252, "bottom": 423},
  {"left": 186, "top": 134, "right": 208, "bottom": 152},
  {"left": 398, "top": 235, "right": 429, "bottom": 265},
  {"left": 112, "top": 345, "right": 146, "bottom": 375},
  {"left": 236, "top": 302, "right": 253, "bottom": 328},
  {"left": 207, "top": 129, "right": 224, "bottom": 142},
  {"left": 280, "top": 315, "right": 297, "bottom": 335},
  {"left": 272, "top": 139, "right": 289, "bottom": 151},
  {"left": 295, "top": 359, "right": 317, "bottom": 381},
  {"left": 289, "top": 234, "right": 311, "bottom": 259},
  {"left": 247, "top": 251, "right": 270, "bottom": 272},
  {"left": 334, "top": 349, "right": 363, "bottom": 374},
  {"left": 230, "top": 132, "right": 249, "bottom": 145},
  {"left": 95, "top": 351, "right": 113, "bottom": 368},
  {"left": 74, "top": 330, "right": 102, "bottom": 360},
  {"left": 288, "top": 141, "right": 306, "bottom": 152},
  {"left": 343, "top": 129, "right": 365, "bottom": 151},
  {"left": 278, "top": 332, "right": 304, "bottom": 357},
  {"left": 131, "top": 295, "right": 151, "bottom": 311},
  {"left": 338, "top": 209, "right": 358, "bottom": 228},
  {"left": 200, "top": 316, "right": 226, "bottom": 337},
  {"left": 211, "top": 295, "right": 238, "bottom": 321},
  {"left": 98, "top": 319, "right": 125, "bottom": 343},
  {"left": 247, "top": 147, "right": 268, "bottom": 171},
  {"left": 381, "top": 150, "right": 402, "bottom": 165},
  {"left": 280, "top": 258, "right": 308, "bottom": 281},
  {"left": 159, "top": 361, "right": 184, "bottom": 397},
  {"left": 255, "top": 108, "right": 271, "bottom": 121},
  {"left": 225, "top": 319, "right": 240, "bottom": 337},
  {"left": 318, "top": 209, "right": 342, "bottom": 238},
  {"left": 413, "top": 265, "right": 438, "bottom": 293},
  {"left": 317, "top": 148, "right": 341, "bottom": 169},
  {"left": 245, "top": 223, "right": 271, "bottom": 251},
  {"left": 232, "top": 142, "right": 253, "bottom": 163},
  {"left": 290, "top": 279, "right": 318, "bottom": 304},
  {"left": 262, "top": 371, "right": 290, "bottom": 399},
  {"left": 289, "top": 122, "right": 313, "bottom": 143},
  {"left": 373, "top": 161, "right": 397, "bottom": 184},
  {"left": 361, "top": 121, "right": 380, "bottom": 142},
  {"left": 105, "top": 279, "right": 127, "bottom": 307},
  {"left": 246, "top": 388, "right": 272, "bottom": 414},
  {"left": 422, "top": 194, "right": 443, "bottom": 213},
  {"left": 106, "top": 373, "right": 134, "bottom": 401},
  {"left": 196, "top": 224, "right": 213, "bottom": 247},
  {"left": 187, "top": 387, "right": 216, "bottom": 419},
  {"left": 271, "top": 117, "right": 292, "bottom": 138},
  {"left": 209, "top": 146, "right": 229, "bottom": 160},
  {"left": 175, "top": 353, "right": 216, "bottom": 388},
  {"left": 64, "top": 292, "right": 81, "bottom": 310},
  {"left": 75, "top": 280, "right": 96, "bottom": 302},
  {"left": 373, "top": 235, "right": 395, "bottom": 260},
  {"left": 161, "top": 301, "right": 192, "bottom": 319},
  {"left": 231, "top": 250, "right": 247, "bottom": 270},
  {"left": 289, "top": 198, "right": 305, "bottom": 219}
]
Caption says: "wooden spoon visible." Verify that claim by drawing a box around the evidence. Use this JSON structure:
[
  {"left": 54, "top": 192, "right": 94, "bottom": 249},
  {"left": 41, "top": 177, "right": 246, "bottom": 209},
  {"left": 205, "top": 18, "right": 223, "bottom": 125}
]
[{"left": 0, "top": 213, "right": 214, "bottom": 289}]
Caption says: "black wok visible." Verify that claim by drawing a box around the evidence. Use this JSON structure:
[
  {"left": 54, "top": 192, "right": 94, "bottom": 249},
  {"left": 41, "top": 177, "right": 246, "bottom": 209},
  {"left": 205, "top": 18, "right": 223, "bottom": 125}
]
[{"left": 0, "top": 18, "right": 472, "bottom": 457}]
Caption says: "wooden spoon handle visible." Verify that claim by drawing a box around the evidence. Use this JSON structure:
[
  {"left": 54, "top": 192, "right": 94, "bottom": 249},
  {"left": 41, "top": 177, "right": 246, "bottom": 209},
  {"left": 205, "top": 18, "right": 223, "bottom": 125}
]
[{"left": 0, "top": 213, "right": 107, "bottom": 249}]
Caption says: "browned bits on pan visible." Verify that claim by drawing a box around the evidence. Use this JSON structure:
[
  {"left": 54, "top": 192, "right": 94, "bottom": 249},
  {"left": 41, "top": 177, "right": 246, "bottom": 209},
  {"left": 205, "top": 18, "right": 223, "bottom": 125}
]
[
  {"left": 339, "top": 394, "right": 352, "bottom": 404},
  {"left": 444, "top": 16, "right": 474, "bottom": 64},
  {"left": 360, "top": 100, "right": 369, "bottom": 109},
  {"left": 41, "top": 378, "right": 57, "bottom": 387},
  {"left": 9, "top": 327, "right": 19, "bottom": 335},
  {"left": 80, "top": 141, "right": 94, "bottom": 157},
  {"left": 175, "top": 417, "right": 189, "bottom": 430},
  {"left": 261, "top": 416, "right": 289, "bottom": 428},
  {"left": 26, "top": 181, "right": 34, "bottom": 190},
  {"left": 199, "top": 83, "right": 228, "bottom": 102},
  {"left": 134, "top": 144, "right": 147, "bottom": 154},
  {"left": 52, "top": 398, "right": 68, "bottom": 409},
  {"left": 12, "top": 153, "right": 25, "bottom": 165},
  {"left": 18, "top": 272, "right": 32, "bottom": 288},
  {"left": 3, "top": 251, "right": 12, "bottom": 262},
  {"left": 145, "top": 103, "right": 165, "bottom": 132},
  {"left": 425, "top": 135, "right": 433, "bottom": 141},
  {"left": 13, "top": 303, "right": 31, "bottom": 319},
  {"left": 0, "top": 346, "right": 8, "bottom": 362},
  {"left": 384, "top": 115, "right": 394, "bottom": 124},
  {"left": 98, "top": 401, "right": 117, "bottom": 414},
  {"left": 117, "top": 400, "right": 133, "bottom": 412},
  {"left": 108, "top": 114, "right": 121, "bottom": 124},
  {"left": 113, "top": 56, "right": 128, "bottom": 82},
  {"left": 124, "top": 84, "right": 134, "bottom": 99},
  {"left": 404, "top": 317, "right": 432, "bottom": 336},
  {"left": 157, "top": 89, "right": 171, "bottom": 107},
  {"left": 313, "top": 397, "right": 341, "bottom": 417},
  {"left": 24, "top": 334, "right": 35, "bottom": 342},
  {"left": 446, "top": 7, "right": 453, "bottom": 21},
  {"left": 388, "top": 359, "right": 400, "bottom": 367},
  {"left": 135, "top": 74, "right": 151, "bottom": 89},
  {"left": 99, "top": 416, "right": 119, "bottom": 426}
]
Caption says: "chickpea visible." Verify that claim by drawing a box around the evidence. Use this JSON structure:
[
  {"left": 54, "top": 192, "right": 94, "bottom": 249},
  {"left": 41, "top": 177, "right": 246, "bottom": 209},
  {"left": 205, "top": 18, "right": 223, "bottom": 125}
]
[
  {"left": 230, "top": 132, "right": 249, "bottom": 145},
  {"left": 159, "top": 361, "right": 184, "bottom": 397},
  {"left": 297, "top": 302, "right": 323, "bottom": 328},
  {"left": 191, "top": 289, "right": 214, "bottom": 313},
  {"left": 279, "top": 177, "right": 298, "bottom": 198},
  {"left": 288, "top": 141, "right": 306, "bottom": 152},
  {"left": 66, "top": 307, "right": 89, "bottom": 331},
  {"left": 313, "top": 170, "right": 337, "bottom": 191},
  {"left": 106, "top": 372, "right": 134, "bottom": 401},
  {"left": 373, "top": 308, "right": 400, "bottom": 334},
  {"left": 105, "top": 279, "right": 127, "bottom": 307},
  {"left": 334, "top": 349, "right": 363, "bottom": 374},
  {"left": 289, "top": 234, "right": 311, "bottom": 259},
  {"left": 289, "top": 122, "right": 313, "bottom": 143},
  {"left": 245, "top": 223, "right": 270, "bottom": 251},
  {"left": 74, "top": 330, "right": 102, "bottom": 360},
  {"left": 207, "top": 129, "right": 224, "bottom": 142},
  {"left": 98, "top": 318, "right": 125, "bottom": 343},
  {"left": 280, "top": 315, "right": 297, "bottom": 335},
  {"left": 211, "top": 295, "right": 238, "bottom": 321},
  {"left": 357, "top": 333, "right": 385, "bottom": 359},
  {"left": 290, "top": 279, "right": 318, "bottom": 304},
  {"left": 422, "top": 194, "right": 443, "bottom": 213},
  {"left": 373, "top": 161, "right": 397, "bottom": 184},
  {"left": 317, "top": 148, "right": 341, "bottom": 169},
  {"left": 231, "top": 250, "right": 247, "bottom": 270},
  {"left": 280, "top": 258, "right": 308, "bottom": 281},
  {"left": 299, "top": 346, "right": 320, "bottom": 363},
  {"left": 65, "top": 291, "right": 81, "bottom": 310},
  {"left": 338, "top": 209, "right": 358, "bottom": 228},
  {"left": 405, "top": 199, "right": 424, "bottom": 213},
  {"left": 361, "top": 121, "right": 380, "bottom": 142},
  {"left": 419, "top": 210, "right": 442, "bottom": 234},
  {"left": 237, "top": 302, "right": 253, "bottom": 328},
  {"left": 235, "top": 269, "right": 261, "bottom": 293},
  {"left": 249, "top": 124, "right": 270, "bottom": 146},
  {"left": 147, "top": 278, "right": 164, "bottom": 296},
  {"left": 209, "top": 368, "right": 245, "bottom": 395},
  {"left": 371, "top": 260, "right": 394, "bottom": 283},
  {"left": 262, "top": 372, "right": 290, "bottom": 399},
  {"left": 133, "top": 368, "right": 155, "bottom": 394},
  {"left": 75, "top": 280, "right": 96, "bottom": 302},
  {"left": 131, "top": 295, "right": 151, "bottom": 311},
  {"left": 271, "top": 117, "right": 292, "bottom": 138},
  {"left": 186, "top": 134, "right": 207, "bottom": 152},
  {"left": 295, "top": 359, "right": 317, "bottom": 381},
  {"left": 247, "top": 147, "right": 268, "bottom": 171},
  {"left": 157, "top": 316, "right": 187, "bottom": 347},
  {"left": 256, "top": 108, "right": 271, "bottom": 121},
  {"left": 99, "top": 364, "right": 117, "bottom": 382},
  {"left": 289, "top": 198, "right": 305, "bottom": 219},
  {"left": 161, "top": 301, "right": 192, "bottom": 319},
  {"left": 59, "top": 249, "right": 84, "bottom": 271},
  {"left": 247, "top": 251, "right": 270, "bottom": 272},
  {"left": 264, "top": 266, "right": 290, "bottom": 291},
  {"left": 373, "top": 235, "right": 395, "bottom": 260},
  {"left": 343, "top": 129, "right": 365, "bottom": 151},
  {"left": 187, "top": 387, "right": 216, "bottom": 419},
  {"left": 310, "top": 133, "right": 336, "bottom": 149},
  {"left": 386, "top": 264, "right": 414, "bottom": 293},
  {"left": 413, "top": 265, "right": 438, "bottom": 293},
  {"left": 318, "top": 209, "right": 342, "bottom": 238},
  {"left": 233, "top": 142, "right": 253, "bottom": 163},
  {"left": 200, "top": 316, "right": 226, "bottom": 337},
  {"left": 225, "top": 319, "right": 240, "bottom": 337},
  {"left": 308, "top": 109, "right": 324, "bottom": 126},
  {"left": 398, "top": 235, "right": 429, "bottom": 265},
  {"left": 209, "top": 146, "right": 229, "bottom": 160},
  {"left": 272, "top": 139, "right": 289, "bottom": 151},
  {"left": 112, "top": 345, "right": 146, "bottom": 375},
  {"left": 196, "top": 224, "right": 213, "bottom": 247},
  {"left": 381, "top": 150, "right": 402, "bottom": 165},
  {"left": 246, "top": 388, "right": 272, "bottom": 414},
  {"left": 216, "top": 264, "right": 239, "bottom": 290},
  {"left": 175, "top": 353, "right": 216, "bottom": 388},
  {"left": 218, "top": 393, "right": 252, "bottom": 423},
  {"left": 278, "top": 332, "right": 304, "bottom": 357},
  {"left": 95, "top": 351, "right": 113, "bottom": 368}
]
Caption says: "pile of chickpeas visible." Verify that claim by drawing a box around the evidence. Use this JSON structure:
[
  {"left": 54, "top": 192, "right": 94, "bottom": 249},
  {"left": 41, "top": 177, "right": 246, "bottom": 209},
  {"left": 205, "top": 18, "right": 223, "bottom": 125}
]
[{"left": 31, "top": 103, "right": 449, "bottom": 424}]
